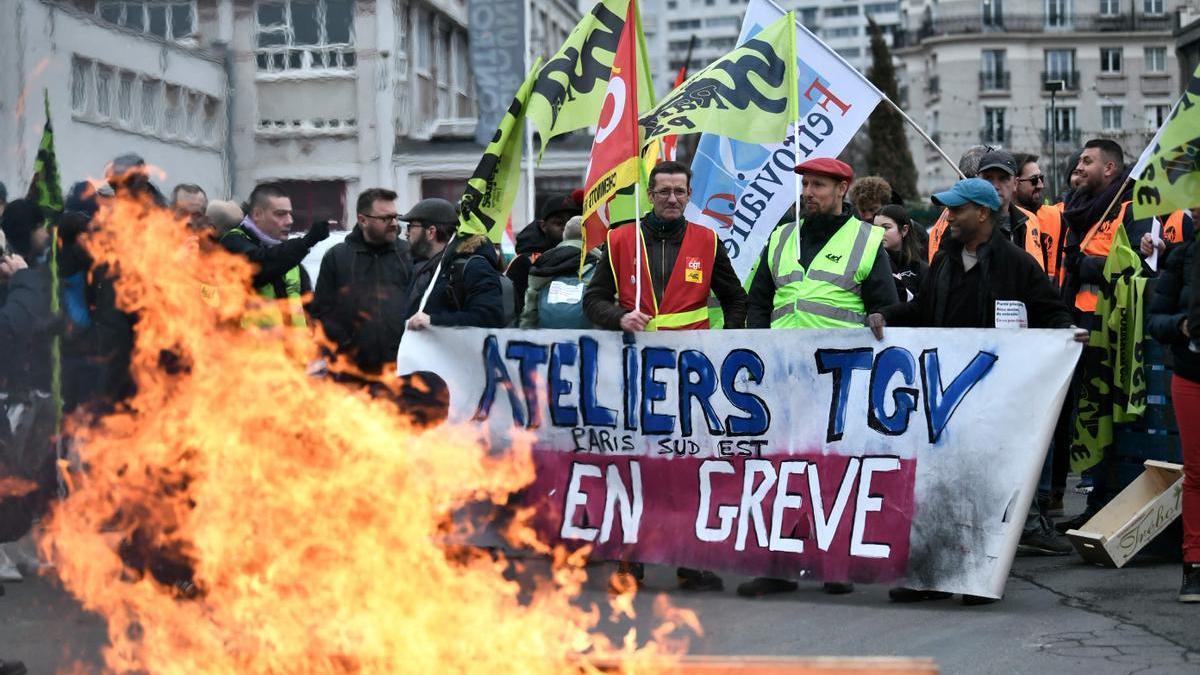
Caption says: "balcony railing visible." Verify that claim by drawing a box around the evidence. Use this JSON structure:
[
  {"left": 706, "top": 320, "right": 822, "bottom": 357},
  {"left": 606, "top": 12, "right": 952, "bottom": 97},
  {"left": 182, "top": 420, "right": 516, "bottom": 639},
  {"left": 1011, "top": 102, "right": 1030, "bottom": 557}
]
[
  {"left": 1042, "top": 70, "right": 1080, "bottom": 91},
  {"left": 1042, "top": 128, "right": 1082, "bottom": 147},
  {"left": 902, "top": 13, "right": 1174, "bottom": 43},
  {"left": 979, "top": 71, "right": 1011, "bottom": 91},
  {"left": 980, "top": 127, "right": 1011, "bottom": 145},
  {"left": 926, "top": 75, "right": 940, "bottom": 95}
]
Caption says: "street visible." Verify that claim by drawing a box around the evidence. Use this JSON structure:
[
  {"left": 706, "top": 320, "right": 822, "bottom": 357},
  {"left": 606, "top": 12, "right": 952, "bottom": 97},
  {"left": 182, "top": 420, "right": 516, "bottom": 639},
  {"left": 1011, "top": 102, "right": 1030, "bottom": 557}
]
[{"left": 3, "top": 491, "right": 1197, "bottom": 674}]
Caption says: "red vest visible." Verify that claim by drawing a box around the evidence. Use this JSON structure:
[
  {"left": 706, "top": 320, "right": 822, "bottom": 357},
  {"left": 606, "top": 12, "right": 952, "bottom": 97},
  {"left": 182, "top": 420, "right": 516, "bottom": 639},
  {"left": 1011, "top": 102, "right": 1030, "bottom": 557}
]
[{"left": 607, "top": 222, "right": 716, "bottom": 331}]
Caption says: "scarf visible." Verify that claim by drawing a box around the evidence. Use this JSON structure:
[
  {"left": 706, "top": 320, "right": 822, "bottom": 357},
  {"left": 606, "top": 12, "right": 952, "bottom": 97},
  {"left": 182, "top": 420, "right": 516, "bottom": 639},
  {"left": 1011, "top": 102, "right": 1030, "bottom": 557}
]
[
  {"left": 240, "top": 215, "right": 282, "bottom": 247},
  {"left": 643, "top": 211, "right": 686, "bottom": 239},
  {"left": 1063, "top": 166, "right": 1132, "bottom": 234}
]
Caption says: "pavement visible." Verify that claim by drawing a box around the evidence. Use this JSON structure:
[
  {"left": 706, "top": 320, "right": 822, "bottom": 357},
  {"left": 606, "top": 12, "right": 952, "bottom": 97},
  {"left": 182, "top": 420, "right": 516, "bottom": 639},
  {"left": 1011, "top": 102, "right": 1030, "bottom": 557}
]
[{"left": 2, "top": 494, "right": 1197, "bottom": 674}]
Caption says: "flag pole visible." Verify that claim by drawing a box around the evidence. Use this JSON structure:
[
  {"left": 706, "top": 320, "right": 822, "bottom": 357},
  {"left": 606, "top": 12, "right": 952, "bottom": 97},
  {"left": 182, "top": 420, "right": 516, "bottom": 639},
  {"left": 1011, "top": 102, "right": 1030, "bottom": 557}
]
[
  {"left": 786, "top": 12, "right": 803, "bottom": 260},
  {"left": 633, "top": 0, "right": 644, "bottom": 316},
  {"left": 523, "top": 0, "right": 537, "bottom": 228}
]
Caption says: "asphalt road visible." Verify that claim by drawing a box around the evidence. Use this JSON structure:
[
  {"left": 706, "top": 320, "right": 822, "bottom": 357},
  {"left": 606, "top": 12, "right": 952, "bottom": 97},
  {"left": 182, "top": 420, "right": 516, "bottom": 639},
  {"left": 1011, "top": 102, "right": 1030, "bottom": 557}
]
[{"left": 3, "top": 496, "right": 1197, "bottom": 674}]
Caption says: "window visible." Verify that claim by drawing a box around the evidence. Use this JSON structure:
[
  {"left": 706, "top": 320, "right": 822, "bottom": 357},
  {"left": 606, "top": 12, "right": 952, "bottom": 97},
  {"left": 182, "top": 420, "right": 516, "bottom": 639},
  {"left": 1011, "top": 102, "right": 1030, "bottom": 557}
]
[
  {"left": 864, "top": 3, "right": 899, "bottom": 13},
  {"left": 1143, "top": 0, "right": 1163, "bottom": 14},
  {"left": 667, "top": 0, "right": 676, "bottom": 7},
  {"left": 668, "top": 19, "right": 701, "bottom": 30},
  {"left": 254, "top": 0, "right": 356, "bottom": 72},
  {"left": 837, "top": 47, "right": 862, "bottom": 58},
  {"left": 202, "top": 96, "right": 220, "bottom": 142},
  {"left": 982, "top": 0, "right": 1004, "bottom": 26},
  {"left": 799, "top": 8, "right": 818, "bottom": 25},
  {"left": 1146, "top": 104, "right": 1170, "bottom": 128},
  {"left": 117, "top": 72, "right": 136, "bottom": 124},
  {"left": 1145, "top": 47, "right": 1166, "bottom": 72},
  {"left": 1100, "top": 48, "right": 1122, "bottom": 73},
  {"left": 1044, "top": 49, "right": 1076, "bottom": 87},
  {"left": 824, "top": 6, "right": 859, "bottom": 17},
  {"left": 96, "top": 1, "right": 195, "bottom": 40},
  {"left": 707, "top": 36, "right": 738, "bottom": 49},
  {"left": 163, "top": 84, "right": 182, "bottom": 136},
  {"left": 1099, "top": 0, "right": 1119, "bottom": 15},
  {"left": 1045, "top": 0, "right": 1072, "bottom": 28},
  {"left": 826, "top": 26, "right": 860, "bottom": 38},
  {"left": 416, "top": 12, "right": 432, "bottom": 72},
  {"left": 982, "top": 50, "right": 1007, "bottom": 89},
  {"left": 140, "top": 79, "right": 160, "bottom": 130},
  {"left": 705, "top": 0, "right": 715, "bottom": 6},
  {"left": 703, "top": 16, "right": 740, "bottom": 28},
  {"left": 983, "top": 107, "right": 1006, "bottom": 144},
  {"left": 1102, "top": 105, "right": 1123, "bottom": 130},
  {"left": 95, "top": 66, "right": 114, "bottom": 119},
  {"left": 1046, "top": 106, "right": 1076, "bottom": 141},
  {"left": 70, "top": 57, "right": 91, "bottom": 114}
]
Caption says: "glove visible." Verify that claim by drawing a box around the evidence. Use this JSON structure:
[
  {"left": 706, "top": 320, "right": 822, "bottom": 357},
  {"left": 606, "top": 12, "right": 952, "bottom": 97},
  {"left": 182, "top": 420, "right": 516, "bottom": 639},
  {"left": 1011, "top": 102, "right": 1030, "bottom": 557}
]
[{"left": 304, "top": 219, "right": 332, "bottom": 244}]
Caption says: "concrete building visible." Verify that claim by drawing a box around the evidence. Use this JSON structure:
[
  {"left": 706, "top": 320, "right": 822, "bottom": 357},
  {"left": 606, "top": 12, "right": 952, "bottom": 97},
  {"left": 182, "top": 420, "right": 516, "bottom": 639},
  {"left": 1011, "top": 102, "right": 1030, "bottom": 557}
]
[
  {"left": 641, "top": 0, "right": 903, "bottom": 95},
  {"left": 894, "top": 0, "right": 1191, "bottom": 197},
  {"left": 2, "top": 0, "right": 585, "bottom": 230},
  {"left": 1177, "top": 7, "right": 1200, "bottom": 86}
]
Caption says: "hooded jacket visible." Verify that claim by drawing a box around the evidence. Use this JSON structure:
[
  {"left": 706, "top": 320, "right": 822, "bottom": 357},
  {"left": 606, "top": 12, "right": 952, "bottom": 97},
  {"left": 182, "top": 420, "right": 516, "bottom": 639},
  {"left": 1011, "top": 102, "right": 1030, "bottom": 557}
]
[
  {"left": 408, "top": 234, "right": 504, "bottom": 328},
  {"left": 311, "top": 226, "right": 413, "bottom": 374},
  {"left": 520, "top": 239, "right": 598, "bottom": 328},
  {"left": 881, "top": 223, "right": 1072, "bottom": 329},
  {"left": 1148, "top": 242, "right": 1200, "bottom": 383},
  {"left": 506, "top": 222, "right": 559, "bottom": 319}
]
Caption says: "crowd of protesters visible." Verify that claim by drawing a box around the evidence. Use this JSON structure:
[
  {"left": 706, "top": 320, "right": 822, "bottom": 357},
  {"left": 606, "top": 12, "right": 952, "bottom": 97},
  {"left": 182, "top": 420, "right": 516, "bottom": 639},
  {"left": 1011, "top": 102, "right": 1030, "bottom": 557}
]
[{"left": 0, "top": 134, "right": 1197, "bottom": 618}]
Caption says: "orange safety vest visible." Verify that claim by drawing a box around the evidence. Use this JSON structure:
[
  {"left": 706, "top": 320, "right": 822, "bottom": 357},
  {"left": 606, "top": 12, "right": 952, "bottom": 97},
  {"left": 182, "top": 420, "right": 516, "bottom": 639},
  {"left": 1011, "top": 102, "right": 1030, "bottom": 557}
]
[
  {"left": 1162, "top": 210, "right": 1187, "bottom": 244},
  {"left": 1074, "top": 201, "right": 1130, "bottom": 313},
  {"left": 607, "top": 222, "right": 717, "bottom": 331},
  {"left": 927, "top": 206, "right": 1045, "bottom": 270},
  {"left": 1036, "top": 203, "right": 1064, "bottom": 283}
]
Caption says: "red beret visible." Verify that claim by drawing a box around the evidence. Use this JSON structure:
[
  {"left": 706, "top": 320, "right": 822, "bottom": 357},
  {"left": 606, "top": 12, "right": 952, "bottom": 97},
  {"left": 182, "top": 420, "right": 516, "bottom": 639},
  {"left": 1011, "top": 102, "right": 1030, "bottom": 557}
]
[{"left": 794, "top": 157, "right": 854, "bottom": 183}]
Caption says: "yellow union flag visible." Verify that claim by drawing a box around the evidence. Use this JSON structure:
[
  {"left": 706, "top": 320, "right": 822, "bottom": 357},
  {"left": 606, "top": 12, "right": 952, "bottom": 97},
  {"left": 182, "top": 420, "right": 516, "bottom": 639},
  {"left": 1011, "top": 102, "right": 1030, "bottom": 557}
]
[{"left": 1132, "top": 63, "right": 1200, "bottom": 220}]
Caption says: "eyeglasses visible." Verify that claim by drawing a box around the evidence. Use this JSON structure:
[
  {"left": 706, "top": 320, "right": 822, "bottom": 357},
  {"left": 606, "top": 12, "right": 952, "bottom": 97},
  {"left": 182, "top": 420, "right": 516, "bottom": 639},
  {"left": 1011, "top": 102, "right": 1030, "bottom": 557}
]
[
  {"left": 652, "top": 188, "right": 689, "bottom": 199},
  {"left": 363, "top": 213, "right": 400, "bottom": 223},
  {"left": 1017, "top": 174, "right": 1045, "bottom": 185}
]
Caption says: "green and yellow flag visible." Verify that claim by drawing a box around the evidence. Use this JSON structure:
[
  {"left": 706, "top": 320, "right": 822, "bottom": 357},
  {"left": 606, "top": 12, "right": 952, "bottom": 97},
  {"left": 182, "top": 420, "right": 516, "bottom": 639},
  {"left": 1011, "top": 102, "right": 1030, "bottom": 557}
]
[
  {"left": 637, "top": 12, "right": 798, "bottom": 147},
  {"left": 1132, "top": 63, "right": 1200, "bottom": 220},
  {"left": 458, "top": 59, "right": 542, "bottom": 243},
  {"left": 525, "top": 0, "right": 655, "bottom": 157},
  {"left": 1071, "top": 225, "right": 1147, "bottom": 473},
  {"left": 27, "top": 90, "right": 64, "bottom": 216}
]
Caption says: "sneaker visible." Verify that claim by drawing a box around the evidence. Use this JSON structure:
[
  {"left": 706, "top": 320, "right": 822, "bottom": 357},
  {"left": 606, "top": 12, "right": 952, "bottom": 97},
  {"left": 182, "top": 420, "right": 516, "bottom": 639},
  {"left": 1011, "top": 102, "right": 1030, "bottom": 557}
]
[
  {"left": 822, "top": 581, "right": 854, "bottom": 595},
  {"left": 1018, "top": 527, "right": 1074, "bottom": 556},
  {"left": 888, "top": 587, "right": 952, "bottom": 603},
  {"left": 0, "top": 548, "right": 22, "bottom": 583},
  {"left": 3, "top": 535, "right": 47, "bottom": 575},
  {"left": 1180, "top": 563, "right": 1200, "bottom": 603},
  {"left": 962, "top": 594, "right": 999, "bottom": 606},
  {"left": 1074, "top": 475, "right": 1094, "bottom": 494},
  {"left": 676, "top": 567, "right": 724, "bottom": 592},
  {"left": 1055, "top": 510, "right": 1095, "bottom": 534},
  {"left": 736, "top": 577, "right": 798, "bottom": 597}
]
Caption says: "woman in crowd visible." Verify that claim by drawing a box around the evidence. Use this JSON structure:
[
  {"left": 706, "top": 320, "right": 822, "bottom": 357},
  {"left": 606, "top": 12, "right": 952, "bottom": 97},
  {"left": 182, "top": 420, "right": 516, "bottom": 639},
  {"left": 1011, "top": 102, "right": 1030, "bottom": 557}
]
[
  {"left": 1146, "top": 213, "right": 1200, "bottom": 602},
  {"left": 874, "top": 204, "right": 927, "bottom": 302}
]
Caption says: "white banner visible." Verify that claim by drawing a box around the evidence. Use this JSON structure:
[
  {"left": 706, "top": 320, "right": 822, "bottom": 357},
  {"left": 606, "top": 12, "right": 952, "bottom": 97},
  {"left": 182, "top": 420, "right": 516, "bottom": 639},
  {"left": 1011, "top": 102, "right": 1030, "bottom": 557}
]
[
  {"left": 685, "top": 0, "right": 883, "bottom": 279},
  {"left": 398, "top": 327, "right": 1080, "bottom": 598}
]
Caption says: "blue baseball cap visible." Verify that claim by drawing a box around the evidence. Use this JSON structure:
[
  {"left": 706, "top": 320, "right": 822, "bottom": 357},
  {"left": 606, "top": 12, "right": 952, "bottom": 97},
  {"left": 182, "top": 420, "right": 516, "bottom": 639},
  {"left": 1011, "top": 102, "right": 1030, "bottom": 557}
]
[{"left": 931, "top": 178, "right": 1001, "bottom": 211}]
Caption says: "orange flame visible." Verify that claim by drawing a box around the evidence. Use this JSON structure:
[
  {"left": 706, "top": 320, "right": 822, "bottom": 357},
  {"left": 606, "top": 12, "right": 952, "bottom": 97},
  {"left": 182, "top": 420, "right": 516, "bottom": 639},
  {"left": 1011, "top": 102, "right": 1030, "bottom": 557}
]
[{"left": 41, "top": 191, "right": 696, "bottom": 672}]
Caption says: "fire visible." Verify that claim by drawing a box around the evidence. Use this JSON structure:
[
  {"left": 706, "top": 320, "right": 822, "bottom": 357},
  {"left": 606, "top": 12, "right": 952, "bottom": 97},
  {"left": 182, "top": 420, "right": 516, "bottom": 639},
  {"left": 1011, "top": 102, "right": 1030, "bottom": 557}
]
[{"left": 41, "top": 192, "right": 697, "bottom": 673}]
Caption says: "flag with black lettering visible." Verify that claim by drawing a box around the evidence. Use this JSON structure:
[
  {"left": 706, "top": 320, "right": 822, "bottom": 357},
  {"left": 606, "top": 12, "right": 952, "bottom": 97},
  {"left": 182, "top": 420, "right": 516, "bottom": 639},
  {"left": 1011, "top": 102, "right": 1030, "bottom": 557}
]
[
  {"left": 1131, "top": 63, "right": 1200, "bottom": 220},
  {"left": 525, "top": 0, "right": 655, "bottom": 157},
  {"left": 26, "top": 90, "right": 64, "bottom": 216},
  {"left": 458, "top": 60, "right": 542, "bottom": 243},
  {"left": 581, "top": 0, "right": 643, "bottom": 252},
  {"left": 638, "top": 12, "right": 797, "bottom": 147}
]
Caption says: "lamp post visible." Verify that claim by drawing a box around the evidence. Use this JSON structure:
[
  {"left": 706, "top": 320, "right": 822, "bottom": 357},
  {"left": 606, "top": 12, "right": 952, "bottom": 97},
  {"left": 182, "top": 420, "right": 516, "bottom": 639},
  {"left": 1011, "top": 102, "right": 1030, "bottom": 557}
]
[{"left": 1044, "top": 79, "right": 1066, "bottom": 199}]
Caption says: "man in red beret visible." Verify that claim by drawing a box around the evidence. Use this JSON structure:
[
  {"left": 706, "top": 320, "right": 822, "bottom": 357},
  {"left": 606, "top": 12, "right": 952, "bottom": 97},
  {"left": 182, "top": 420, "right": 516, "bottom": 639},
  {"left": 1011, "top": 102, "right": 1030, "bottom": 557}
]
[{"left": 738, "top": 156, "right": 898, "bottom": 599}]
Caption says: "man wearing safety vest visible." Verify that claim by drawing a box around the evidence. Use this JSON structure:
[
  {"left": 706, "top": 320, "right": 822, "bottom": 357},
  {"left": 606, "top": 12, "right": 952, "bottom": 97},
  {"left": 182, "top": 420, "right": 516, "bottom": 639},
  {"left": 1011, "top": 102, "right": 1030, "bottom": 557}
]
[
  {"left": 582, "top": 160, "right": 747, "bottom": 595},
  {"left": 739, "top": 157, "right": 898, "bottom": 599},
  {"left": 1013, "top": 153, "right": 1066, "bottom": 283},
  {"left": 975, "top": 150, "right": 1047, "bottom": 270},
  {"left": 221, "top": 183, "right": 330, "bottom": 328}
]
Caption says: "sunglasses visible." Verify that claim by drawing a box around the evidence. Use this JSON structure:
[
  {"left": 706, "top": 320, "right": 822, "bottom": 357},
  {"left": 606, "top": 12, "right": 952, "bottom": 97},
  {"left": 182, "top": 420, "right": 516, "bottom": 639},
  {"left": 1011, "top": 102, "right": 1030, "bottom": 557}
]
[{"left": 1017, "top": 174, "right": 1045, "bottom": 185}]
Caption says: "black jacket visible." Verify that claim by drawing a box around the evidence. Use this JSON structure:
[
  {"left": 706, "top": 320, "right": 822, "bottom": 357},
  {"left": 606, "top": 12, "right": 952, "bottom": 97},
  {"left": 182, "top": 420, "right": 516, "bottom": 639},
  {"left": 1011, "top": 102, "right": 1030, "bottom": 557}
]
[
  {"left": 311, "top": 226, "right": 414, "bottom": 374},
  {"left": 0, "top": 265, "right": 53, "bottom": 393},
  {"left": 583, "top": 217, "right": 747, "bottom": 330},
  {"left": 888, "top": 250, "right": 928, "bottom": 302},
  {"left": 1148, "top": 242, "right": 1200, "bottom": 383},
  {"left": 220, "top": 223, "right": 314, "bottom": 297},
  {"left": 505, "top": 222, "right": 558, "bottom": 319},
  {"left": 881, "top": 225, "right": 1073, "bottom": 329},
  {"left": 408, "top": 235, "right": 505, "bottom": 328},
  {"left": 747, "top": 213, "right": 899, "bottom": 328}
]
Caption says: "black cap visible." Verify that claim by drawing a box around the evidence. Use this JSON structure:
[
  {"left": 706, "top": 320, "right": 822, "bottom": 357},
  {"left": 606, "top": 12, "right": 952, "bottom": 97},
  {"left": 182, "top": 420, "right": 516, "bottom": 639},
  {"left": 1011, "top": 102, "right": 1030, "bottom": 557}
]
[
  {"left": 400, "top": 198, "right": 457, "bottom": 225},
  {"left": 977, "top": 150, "right": 1017, "bottom": 176},
  {"left": 539, "top": 192, "right": 583, "bottom": 220}
]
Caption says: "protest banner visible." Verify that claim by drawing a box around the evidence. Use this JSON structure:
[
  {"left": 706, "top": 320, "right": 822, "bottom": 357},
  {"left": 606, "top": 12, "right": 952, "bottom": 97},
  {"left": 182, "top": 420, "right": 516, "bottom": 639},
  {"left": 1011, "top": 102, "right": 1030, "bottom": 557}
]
[
  {"left": 684, "top": 0, "right": 882, "bottom": 278},
  {"left": 399, "top": 327, "right": 1082, "bottom": 599}
]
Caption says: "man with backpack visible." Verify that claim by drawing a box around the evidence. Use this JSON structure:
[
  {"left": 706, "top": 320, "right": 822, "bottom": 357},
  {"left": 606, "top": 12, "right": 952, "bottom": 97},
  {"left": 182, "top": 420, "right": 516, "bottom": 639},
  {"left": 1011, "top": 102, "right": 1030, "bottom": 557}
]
[
  {"left": 311, "top": 188, "right": 413, "bottom": 375},
  {"left": 404, "top": 198, "right": 506, "bottom": 330},
  {"left": 520, "top": 216, "right": 596, "bottom": 329}
]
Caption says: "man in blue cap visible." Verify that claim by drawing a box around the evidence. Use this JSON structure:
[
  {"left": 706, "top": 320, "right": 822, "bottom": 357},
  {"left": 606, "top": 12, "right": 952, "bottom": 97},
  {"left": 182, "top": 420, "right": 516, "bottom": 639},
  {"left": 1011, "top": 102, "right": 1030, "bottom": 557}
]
[{"left": 867, "top": 178, "right": 1087, "bottom": 604}]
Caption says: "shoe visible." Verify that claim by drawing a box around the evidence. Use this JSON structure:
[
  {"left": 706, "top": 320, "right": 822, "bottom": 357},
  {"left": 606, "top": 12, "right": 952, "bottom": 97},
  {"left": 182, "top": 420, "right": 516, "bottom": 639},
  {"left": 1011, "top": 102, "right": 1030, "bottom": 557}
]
[
  {"left": 0, "top": 548, "right": 22, "bottom": 583},
  {"left": 3, "top": 536, "right": 47, "bottom": 575},
  {"left": 676, "top": 567, "right": 724, "bottom": 592},
  {"left": 736, "top": 577, "right": 798, "bottom": 597},
  {"left": 0, "top": 661, "right": 28, "bottom": 675},
  {"left": 888, "top": 587, "right": 952, "bottom": 603},
  {"left": 608, "top": 561, "right": 643, "bottom": 594},
  {"left": 1047, "top": 492, "right": 1065, "bottom": 517},
  {"left": 1074, "top": 475, "right": 1094, "bottom": 494},
  {"left": 962, "top": 594, "right": 999, "bottom": 606},
  {"left": 822, "top": 581, "right": 854, "bottom": 594},
  {"left": 1055, "top": 511, "right": 1095, "bottom": 534},
  {"left": 1180, "top": 563, "right": 1200, "bottom": 603},
  {"left": 1018, "top": 526, "right": 1075, "bottom": 556}
]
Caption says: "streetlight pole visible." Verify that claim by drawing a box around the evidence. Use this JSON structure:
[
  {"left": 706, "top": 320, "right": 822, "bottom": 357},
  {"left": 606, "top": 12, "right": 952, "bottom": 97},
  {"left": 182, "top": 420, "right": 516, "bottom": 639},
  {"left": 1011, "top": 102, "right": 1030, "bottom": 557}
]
[{"left": 1045, "top": 79, "right": 1065, "bottom": 200}]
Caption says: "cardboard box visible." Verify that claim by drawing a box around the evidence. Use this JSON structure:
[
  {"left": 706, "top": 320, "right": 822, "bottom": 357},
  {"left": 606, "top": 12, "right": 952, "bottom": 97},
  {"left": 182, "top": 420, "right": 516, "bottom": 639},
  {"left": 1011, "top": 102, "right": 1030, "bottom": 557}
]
[{"left": 1067, "top": 460, "right": 1184, "bottom": 568}]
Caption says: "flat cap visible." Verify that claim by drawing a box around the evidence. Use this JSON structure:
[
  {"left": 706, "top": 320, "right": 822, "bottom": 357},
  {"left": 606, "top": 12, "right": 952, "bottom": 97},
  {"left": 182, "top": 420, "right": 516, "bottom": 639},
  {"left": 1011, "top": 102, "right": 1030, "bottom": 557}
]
[{"left": 795, "top": 157, "right": 854, "bottom": 183}]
